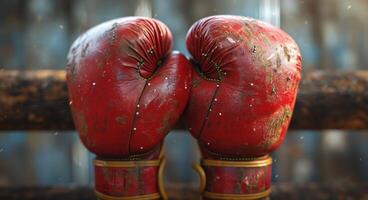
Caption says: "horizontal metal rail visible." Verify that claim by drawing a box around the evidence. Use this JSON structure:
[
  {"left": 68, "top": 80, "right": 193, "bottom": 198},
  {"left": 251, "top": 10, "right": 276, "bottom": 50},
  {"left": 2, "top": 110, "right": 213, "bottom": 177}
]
[{"left": 0, "top": 70, "right": 367, "bottom": 131}]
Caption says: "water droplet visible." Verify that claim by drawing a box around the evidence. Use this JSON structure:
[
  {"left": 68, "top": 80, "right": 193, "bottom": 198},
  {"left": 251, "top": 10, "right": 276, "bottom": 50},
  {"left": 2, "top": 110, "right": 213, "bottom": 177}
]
[
  {"left": 249, "top": 104, "right": 253, "bottom": 107},
  {"left": 251, "top": 46, "right": 257, "bottom": 53},
  {"left": 54, "top": 132, "right": 59, "bottom": 136},
  {"left": 69, "top": 101, "right": 73, "bottom": 105},
  {"left": 147, "top": 82, "right": 151, "bottom": 86},
  {"left": 137, "top": 104, "right": 140, "bottom": 108},
  {"left": 136, "top": 112, "right": 139, "bottom": 115},
  {"left": 266, "top": 53, "right": 275, "bottom": 61},
  {"left": 275, "top": 174, "right": 279, "bottom": 178},
  {"left": 184, "top": 86, "right": 188, "bottom": 90},
  {"left": 347, "top": 5, "right": 352, "bottom": 10},
  {"left": 218, "top": 112, "right": 222, "bottom": 116},
  {"left": 209, "top": 109, "right": 212, "bottom": 112},
  {"left": 250, "top": 83, "right": 254, "bottom": 86},
  {"left": 140, "top": 146, "right": 143, "bottom": 150},
  {"left": 216, "top": 176, "right": 220, "bottom": 180},
  {"left": 133, "top": 127, "right": 137, "bottom": 131},
  {"left": 271, "top": 86, "right": 276, "bottom": 95},
  {"left": 300, "top": 136, "right": 304, "bottom": 140},
  {"left": 214, "top": 98, "right": 218, "bottom": 102},
  {"left": 92, "top": 82, "right": 96, "bottom": 86},
  {"left": 147, "top": 49, "right": 154, "bottom": 55},
  {"left": 207, "top": 142, "right": 211, "bottom": 146},
  {"left": 253, "top": 128, "right": 256, "bottom": 132},
  {"left": 165, "top": 77, "right": 168, "bottom": 80},
  {"left": 216, "top": 84, "right": 220, "bottom": 88},
  {"left": 226, "top": 36, "right": 236, "bottom": 44},
  {"left": 59, "top": 25, "right": 64, "bottom": 29}
]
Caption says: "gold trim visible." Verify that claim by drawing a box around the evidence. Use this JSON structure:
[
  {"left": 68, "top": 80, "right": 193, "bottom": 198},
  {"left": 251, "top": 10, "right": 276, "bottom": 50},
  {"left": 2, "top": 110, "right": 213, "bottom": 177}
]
[
  {"left": 202, "top": 156, "right": 272, "bottom": 168},
  {"left": 204, "top": 188, "right": 271, "bottom": 200},
  {"left": 192, "top": 162, "right": 206, "bottom": 193},
  {"left": 94, "top": 159, "right": 160, "bottom": 168},
  {"left": 159, "top": 147, "right": 164, "bottom": 160},
  {"left": 95, "top": 191, "right": 160, "bottom": 200},
  {"left": 158, "top": 157, "right": 168, "bottom": 200},
  {"left": 95, "top": 147, "right": 167, "bottom": 199}
]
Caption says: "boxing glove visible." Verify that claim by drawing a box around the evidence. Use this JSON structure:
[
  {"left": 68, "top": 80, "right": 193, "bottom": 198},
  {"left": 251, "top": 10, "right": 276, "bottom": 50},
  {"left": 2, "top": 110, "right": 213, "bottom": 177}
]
[
  {"left": 186, "top": 15, "right": 301, "bottom": 199},
  {"left": 66, "top": 17, "right": 191, "bottom": 200}
]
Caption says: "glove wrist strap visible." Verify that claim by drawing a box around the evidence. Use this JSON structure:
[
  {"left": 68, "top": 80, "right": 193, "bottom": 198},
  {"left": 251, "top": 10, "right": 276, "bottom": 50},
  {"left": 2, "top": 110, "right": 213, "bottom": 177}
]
[
  {"left": 94, "top": 157, "right": 167, "bottom": 200},
  {"left": 193, "top": 155, "right": 272, "bottom": 200}
]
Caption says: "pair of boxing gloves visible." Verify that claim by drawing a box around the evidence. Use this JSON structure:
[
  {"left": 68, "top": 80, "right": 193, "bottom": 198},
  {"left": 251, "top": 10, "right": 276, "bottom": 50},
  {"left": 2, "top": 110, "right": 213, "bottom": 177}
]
[{"left": 67, "top": 16, "right": 301, "bottom": 200}]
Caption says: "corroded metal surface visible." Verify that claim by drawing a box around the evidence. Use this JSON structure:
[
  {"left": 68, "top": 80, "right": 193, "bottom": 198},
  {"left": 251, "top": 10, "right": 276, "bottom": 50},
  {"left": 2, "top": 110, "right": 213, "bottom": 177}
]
[
  {"left": 291, "top": 70, "right": 368, "bottom": 129},
  {"left": 0, "top": 70, "right": 72, "bottom": 130},
  {"left": 0, "top": 70, "right": 367, "bottom": 130}
]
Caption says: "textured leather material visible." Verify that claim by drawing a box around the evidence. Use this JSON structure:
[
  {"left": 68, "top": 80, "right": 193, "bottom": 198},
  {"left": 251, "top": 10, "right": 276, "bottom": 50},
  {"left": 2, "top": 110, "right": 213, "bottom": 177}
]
[
  {"left": 67, "top": 17, "right": 192, "bottom": 200},
  {"left": 202, "top": 156, "right": 272, "bottom": 196},
  {"left": 186, "top": 15, "right": 302, "bottom": 158},
  {"left": 94, "top": 158, "right": 160, "bottom": 197},
  {"left": 186, "top": 15, "right": 302, "bottom": 199},
  {"left": 67, "top": 17, "right": 191, "bottom": 159}
]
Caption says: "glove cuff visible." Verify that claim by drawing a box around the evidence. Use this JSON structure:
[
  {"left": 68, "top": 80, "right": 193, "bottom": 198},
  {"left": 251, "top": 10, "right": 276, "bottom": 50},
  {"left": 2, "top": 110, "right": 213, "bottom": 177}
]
[
  {"left": 194, "top": 155, "right": 272, "bottom": 200},
  {"left": 94, "top": 156, "right": 167, "bottom": 200}
]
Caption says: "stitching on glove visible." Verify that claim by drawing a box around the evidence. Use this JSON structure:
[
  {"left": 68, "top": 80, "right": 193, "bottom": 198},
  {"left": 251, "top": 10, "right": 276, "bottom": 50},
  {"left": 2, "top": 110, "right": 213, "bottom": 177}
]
[
  {"left": 198, "top": 84, "right": 221, "bottom": 140},
  {"left": 127, "top": 81, "right": 148, "bottom": 156}
]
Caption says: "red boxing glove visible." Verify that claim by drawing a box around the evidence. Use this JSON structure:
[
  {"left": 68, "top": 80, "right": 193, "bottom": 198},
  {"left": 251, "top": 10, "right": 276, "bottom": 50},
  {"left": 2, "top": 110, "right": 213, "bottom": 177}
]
[
  {"left": 186, "top": 15, "right": 301, "bottom": 199},
  {"left": 67, "top": 17, "right": 191, "bottom": 200}
]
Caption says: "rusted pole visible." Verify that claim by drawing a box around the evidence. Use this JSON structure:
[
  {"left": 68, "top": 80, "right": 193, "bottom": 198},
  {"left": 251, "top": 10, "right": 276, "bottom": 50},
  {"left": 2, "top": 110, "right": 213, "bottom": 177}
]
[
  {"left": 291, "top": 70, "right": 368, "bottom": 129},
  {"left": 0, "top": 70, "right": 367, "bottom": 131},
  {"left": 0, "top": 70, "right": 73, "bottom": 130}
]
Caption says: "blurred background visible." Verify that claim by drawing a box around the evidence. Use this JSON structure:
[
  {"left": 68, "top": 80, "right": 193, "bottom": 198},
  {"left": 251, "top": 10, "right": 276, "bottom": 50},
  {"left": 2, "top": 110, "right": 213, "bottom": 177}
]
[{"left": 0, "top": 0, "right": 367, "bottom": 188}]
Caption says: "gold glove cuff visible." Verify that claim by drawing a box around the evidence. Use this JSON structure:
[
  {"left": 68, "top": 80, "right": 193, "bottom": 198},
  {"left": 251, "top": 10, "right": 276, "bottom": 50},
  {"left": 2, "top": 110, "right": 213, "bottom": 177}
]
[
  {"left": 193, "top": 155, "right": 272, "bottom": 196},
  {"left": 94, "top": 156, "right": 167, "bottom": 200},
  {"left": 95, "top": 191, "right": 160, "bottom": 200},
  {"left": 204, "top": 188, "right": 271, "bottom": 200},
  {"left": 202, "top": 155, "right": 272, "bottom": 168},
  {"left": 93, "top": 159, "right": 160, "bottom": 168}
]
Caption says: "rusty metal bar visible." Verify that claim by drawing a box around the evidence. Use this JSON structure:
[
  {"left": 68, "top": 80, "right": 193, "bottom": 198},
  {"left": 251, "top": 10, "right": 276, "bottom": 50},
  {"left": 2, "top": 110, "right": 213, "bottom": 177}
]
[
  {"left": 0, "top": 70, "right": 367, "bottom": 131},
  {"left": 291, "top": 70, "right": 368, "bottom": 129},
  {"left": 0, "top": 70, "right": 72, "bottom": 130}
]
